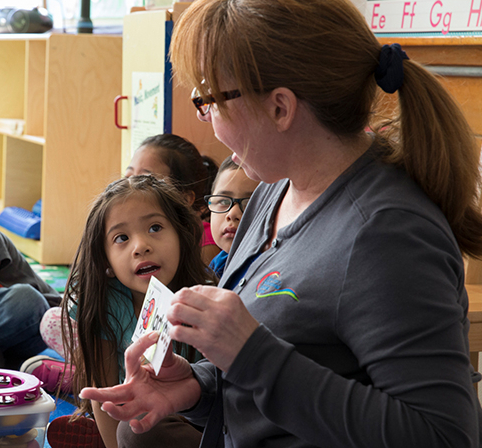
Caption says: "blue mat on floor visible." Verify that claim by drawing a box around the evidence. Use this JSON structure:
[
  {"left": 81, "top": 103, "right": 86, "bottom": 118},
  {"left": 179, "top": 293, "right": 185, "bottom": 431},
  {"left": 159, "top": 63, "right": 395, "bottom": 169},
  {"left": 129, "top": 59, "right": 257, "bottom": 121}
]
[{"left": 48, "top": 395, "right": 76, "bottom": 422}]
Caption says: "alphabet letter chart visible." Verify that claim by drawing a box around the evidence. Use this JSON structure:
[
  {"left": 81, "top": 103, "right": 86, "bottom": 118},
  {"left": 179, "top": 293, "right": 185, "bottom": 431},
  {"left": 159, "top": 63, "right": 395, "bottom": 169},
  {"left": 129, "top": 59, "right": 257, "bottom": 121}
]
[
  {"left": 366, "top": 0, "right": 482, "bottom": 35},
  {"left": 132, "top": 276, "right": 173, "bottom": 375}
]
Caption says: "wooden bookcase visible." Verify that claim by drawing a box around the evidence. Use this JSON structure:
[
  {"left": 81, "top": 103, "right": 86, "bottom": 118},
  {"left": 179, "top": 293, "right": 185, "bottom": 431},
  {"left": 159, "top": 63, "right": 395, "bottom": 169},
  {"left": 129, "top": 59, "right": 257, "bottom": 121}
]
[{"left": 0, "top": 33, "right": 122, "bottom": 265}]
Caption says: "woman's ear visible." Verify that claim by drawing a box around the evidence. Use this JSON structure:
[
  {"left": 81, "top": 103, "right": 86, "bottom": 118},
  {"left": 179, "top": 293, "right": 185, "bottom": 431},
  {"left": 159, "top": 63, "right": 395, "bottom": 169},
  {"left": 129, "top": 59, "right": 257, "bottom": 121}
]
[
  {"left": 106, "top": 267, "right": 116, "bottom": 278},
  {"left": 268, "top": 87, "right": 298, "bottom": 132}
]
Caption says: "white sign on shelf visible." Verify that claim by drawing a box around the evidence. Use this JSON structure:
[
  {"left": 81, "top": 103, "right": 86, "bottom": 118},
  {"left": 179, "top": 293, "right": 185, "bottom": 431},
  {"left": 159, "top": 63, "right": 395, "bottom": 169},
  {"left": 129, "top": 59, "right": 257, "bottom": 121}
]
[
  {"left": 366, "top": 0, "right": 482, "bottom": 34},
  {"left": 130, "top": 72, "right": 165, "bottom": 157}
]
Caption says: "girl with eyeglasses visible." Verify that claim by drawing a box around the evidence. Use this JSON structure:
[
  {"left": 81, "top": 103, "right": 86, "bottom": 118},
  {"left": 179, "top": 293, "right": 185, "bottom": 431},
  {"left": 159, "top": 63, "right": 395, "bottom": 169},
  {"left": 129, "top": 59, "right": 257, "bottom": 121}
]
[
  {"left": 81, "top": 0, "right": 482, "bottom": 447},
  {"left": 205, "top": 156, "right": 260, "bottom": 277}
]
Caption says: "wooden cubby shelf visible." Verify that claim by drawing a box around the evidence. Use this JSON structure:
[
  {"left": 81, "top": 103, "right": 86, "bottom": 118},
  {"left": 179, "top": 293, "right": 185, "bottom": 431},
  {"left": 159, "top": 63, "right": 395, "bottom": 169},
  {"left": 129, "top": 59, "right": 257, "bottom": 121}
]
[{"left": 0, "top": 33, "right": 123, "bottom": 265}]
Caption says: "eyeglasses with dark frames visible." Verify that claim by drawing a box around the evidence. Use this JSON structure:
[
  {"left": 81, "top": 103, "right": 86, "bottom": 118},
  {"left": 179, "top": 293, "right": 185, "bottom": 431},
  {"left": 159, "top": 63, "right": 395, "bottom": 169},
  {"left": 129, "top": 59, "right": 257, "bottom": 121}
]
[
  {"left": 191, "top": 86, "right": 241, "bottom": 116},
  {"left": 204, "top": 195, "right": 251, "bottom": 214}
]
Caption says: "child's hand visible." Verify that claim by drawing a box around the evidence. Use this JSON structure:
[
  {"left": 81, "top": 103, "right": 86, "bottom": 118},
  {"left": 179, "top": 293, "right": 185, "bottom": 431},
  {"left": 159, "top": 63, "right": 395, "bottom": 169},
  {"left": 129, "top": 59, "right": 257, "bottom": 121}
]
[{"left": 79, "top": 331, "right": 201, "bottom": 434}]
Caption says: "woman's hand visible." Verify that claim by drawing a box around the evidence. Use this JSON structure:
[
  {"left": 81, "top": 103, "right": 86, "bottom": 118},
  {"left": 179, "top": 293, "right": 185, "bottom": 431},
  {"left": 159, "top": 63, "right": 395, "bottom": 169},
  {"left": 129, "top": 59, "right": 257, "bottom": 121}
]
[
  {"left": 168, "top": 285, "right": 260, "bottom": 372},
  {"left": 80, "top": 332, "right": 201, "bottom": 434}
]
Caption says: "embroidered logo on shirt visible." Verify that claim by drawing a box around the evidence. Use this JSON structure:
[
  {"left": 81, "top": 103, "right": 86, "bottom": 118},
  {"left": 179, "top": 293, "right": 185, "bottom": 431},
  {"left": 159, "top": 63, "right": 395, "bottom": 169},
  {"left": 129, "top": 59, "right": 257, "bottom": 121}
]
[{"left": 256, "top": 271, "right": 299, "bottom": 301}]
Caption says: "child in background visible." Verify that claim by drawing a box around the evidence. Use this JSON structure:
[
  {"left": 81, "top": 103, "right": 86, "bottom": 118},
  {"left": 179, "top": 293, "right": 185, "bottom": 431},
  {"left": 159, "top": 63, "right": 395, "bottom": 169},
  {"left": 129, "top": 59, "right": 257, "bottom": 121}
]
[
  {"left": 206, "top": 157, "right": 260, "bottom": 278},
  {"left": 125, "top": 134, "right": 221, "bottom": 265},
  {"left": 0, "top": 231, "right": 60, "bottom": 369},
  {"left": 47, "top": 175, "right": 216, "bottom": 448}
]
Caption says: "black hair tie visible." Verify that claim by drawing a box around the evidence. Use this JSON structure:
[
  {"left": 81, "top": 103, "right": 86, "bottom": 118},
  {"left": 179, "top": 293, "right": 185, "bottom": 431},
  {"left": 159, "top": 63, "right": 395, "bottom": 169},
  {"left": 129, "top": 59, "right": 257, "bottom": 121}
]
[{"left": 375, "top": 43, "right": 409, "bottom": 94}]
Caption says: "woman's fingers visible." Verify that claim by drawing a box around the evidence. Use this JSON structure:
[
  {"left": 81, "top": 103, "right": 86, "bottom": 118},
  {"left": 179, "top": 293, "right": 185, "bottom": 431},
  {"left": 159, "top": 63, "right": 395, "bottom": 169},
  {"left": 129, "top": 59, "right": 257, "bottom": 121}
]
[
  {"left": 169, "top": 285, "right": 234, "bottom": 327},
  {"left": 124, "top": 331, "right": 160, "bottom": 377},
  {"left": 171, "top": 285, "right": 222, "bottom": 309},
  {"left": 129, "top": 411, "right": 164, "bottom": 434},
  {"left": 80, "top": 332, "right": 160, "bottom": 405},
  {"left": 168, "top": 286, "right": 259, "bottom": 372},
  {"left": 80, "top": 329, "right": 201, "bottom": 433},
  {"left": 100, "top": 399, "right": 154, "bottom": 423},
  {"left": 168, "top": 286, "right": 215, "bottom": 325},
  {"left": 80, "top": 383, "right": 134, "bottom": 405}
]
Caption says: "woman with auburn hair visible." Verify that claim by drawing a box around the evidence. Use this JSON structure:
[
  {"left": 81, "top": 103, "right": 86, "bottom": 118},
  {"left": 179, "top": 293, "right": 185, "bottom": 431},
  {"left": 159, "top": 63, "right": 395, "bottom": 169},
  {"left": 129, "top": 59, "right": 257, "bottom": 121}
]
[{"left": 81, "top": 0, "right": 482, "bottom": 447}]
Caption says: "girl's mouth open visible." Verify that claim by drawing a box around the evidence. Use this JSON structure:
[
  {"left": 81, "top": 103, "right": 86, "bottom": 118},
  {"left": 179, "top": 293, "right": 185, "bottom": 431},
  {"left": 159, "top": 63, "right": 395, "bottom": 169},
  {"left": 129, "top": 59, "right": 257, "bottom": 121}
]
[{"left": 136, "top": 264, "right": 161, "bottom": 277}]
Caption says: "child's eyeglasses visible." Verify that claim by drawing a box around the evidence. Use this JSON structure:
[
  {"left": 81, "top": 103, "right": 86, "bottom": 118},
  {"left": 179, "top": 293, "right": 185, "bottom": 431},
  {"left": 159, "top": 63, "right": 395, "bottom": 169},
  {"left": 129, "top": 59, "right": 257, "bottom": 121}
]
[
  {"left": 191, "top": 86, "right": 241, "bottom": 116},
  {"left": 204, "top": 195, "right": 251, "bottom": 213}
]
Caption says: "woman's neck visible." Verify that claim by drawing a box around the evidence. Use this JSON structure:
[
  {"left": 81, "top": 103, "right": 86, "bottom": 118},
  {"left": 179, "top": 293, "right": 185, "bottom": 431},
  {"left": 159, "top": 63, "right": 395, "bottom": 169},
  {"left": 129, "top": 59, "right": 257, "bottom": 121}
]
[
  {"left": 265, "top": 131, "right": 372, "bottom": 247},
  {"left": 287, "top": 132, "right": 372, "bottom": 211}
]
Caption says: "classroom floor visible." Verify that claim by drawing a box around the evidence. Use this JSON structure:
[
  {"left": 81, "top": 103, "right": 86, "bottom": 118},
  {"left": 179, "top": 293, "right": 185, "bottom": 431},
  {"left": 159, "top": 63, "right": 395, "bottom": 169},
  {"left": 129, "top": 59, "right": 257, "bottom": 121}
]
[{"left": 26, "top": 256, "right": 70, "bottom": 294}]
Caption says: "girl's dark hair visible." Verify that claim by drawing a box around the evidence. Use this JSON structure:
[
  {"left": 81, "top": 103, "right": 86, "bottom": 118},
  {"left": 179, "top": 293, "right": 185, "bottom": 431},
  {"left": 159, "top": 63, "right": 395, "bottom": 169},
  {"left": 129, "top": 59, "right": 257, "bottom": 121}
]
[
  {"left": 171, "top": 0, "right": 482, "bottom": 258},
  {"left": 201, "top": 155, "right": 219, "bottom": 196},
  {"left": 138, "top": 134, "right": 210, "bottom": 220},
  {"left": 61, "top": 175, "right": 217, "bottom": 417},
  {"left": 201, "top": 155, "right": 219, "bottom": 220},
  {"left": 211, "top": 156, "right": 239, "bottom": 193}
]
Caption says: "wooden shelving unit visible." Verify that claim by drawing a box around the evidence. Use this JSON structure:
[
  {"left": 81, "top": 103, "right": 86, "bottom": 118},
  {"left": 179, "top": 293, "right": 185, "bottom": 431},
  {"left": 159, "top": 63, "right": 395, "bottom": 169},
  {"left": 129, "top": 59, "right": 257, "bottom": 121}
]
[{"left": 0, "top": 33, "right": 122, "bottom": 265}]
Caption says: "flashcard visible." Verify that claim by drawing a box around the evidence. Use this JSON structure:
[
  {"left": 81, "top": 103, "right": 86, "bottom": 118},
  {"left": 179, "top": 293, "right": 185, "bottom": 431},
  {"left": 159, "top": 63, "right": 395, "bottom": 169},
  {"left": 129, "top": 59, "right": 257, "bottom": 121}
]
[{"left": 132, "top": 276, "right": 173, "bottom": 375}]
